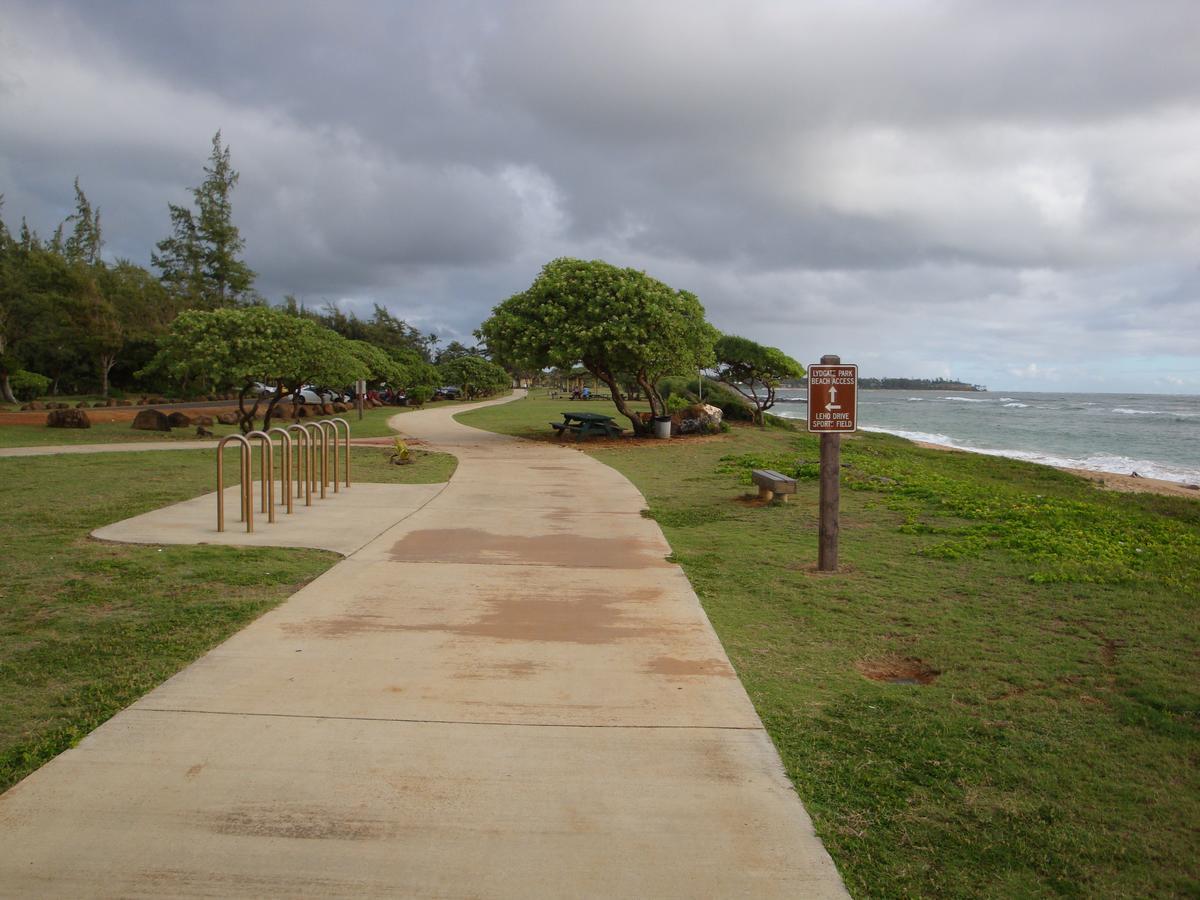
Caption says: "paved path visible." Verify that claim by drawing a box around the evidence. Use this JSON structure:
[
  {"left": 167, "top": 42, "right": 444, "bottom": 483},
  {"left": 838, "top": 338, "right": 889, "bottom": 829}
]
[{"left": 0, "top": 393, "right": 848, "bottom": 898}]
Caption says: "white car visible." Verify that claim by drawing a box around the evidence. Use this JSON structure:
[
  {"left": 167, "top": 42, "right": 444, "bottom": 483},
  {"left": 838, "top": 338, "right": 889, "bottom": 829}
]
[{"left": 295, "top": 385, "right": 347, "bottom": 404}]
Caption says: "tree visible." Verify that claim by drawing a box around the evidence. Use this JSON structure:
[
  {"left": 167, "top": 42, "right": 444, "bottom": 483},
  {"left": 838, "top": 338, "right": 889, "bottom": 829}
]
[
  {"left": 140, "top": 306, "right": 367, "bottom": 432},
  {"left": 152, "top": 131, "right": 255, "bottom": 308},
  {"left": 479, "top": 258, "right": 717, "bottom": 434},
  {"left": 712, "top": 335, "right": 806, "bottom": 425},
  {"left": 437, "top": 355, "right": 510, "bottom": 399},
  {"left": 64, "top": 178, "right": 103, "bottom": 267}
]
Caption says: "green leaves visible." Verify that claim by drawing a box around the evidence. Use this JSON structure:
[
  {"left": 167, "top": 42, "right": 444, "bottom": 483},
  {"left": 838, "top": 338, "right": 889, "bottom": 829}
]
[{"left": 713, "top": 334, "right": 806, "bottom": 425}]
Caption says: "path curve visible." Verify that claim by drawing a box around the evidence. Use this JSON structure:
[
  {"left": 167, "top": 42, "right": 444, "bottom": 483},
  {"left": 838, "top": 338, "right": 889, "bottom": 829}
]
[{"left": 0, "top": 391, "right": 847, "bottom": 898}]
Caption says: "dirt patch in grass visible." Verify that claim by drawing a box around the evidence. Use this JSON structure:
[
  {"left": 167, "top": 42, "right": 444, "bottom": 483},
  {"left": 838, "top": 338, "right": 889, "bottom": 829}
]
[{"left": 857, "top": 655, "right": 940, "bottom": 685}]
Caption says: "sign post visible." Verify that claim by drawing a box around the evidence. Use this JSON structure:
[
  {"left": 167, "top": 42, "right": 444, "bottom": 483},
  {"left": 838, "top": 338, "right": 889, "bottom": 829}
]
[
  {"left": 356, "top": 379, "right": 366, "bottom": 421},
  {"left": 807, "top": 355, "right": 858, "bottom": 572}
]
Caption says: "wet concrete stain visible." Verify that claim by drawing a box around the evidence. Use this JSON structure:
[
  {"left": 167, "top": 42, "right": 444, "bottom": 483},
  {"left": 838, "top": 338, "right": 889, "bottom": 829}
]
[
  {"left": 184, "top": 764, "right": 205, "bottom": 779},
  {"left": 210, "top": 804, "right": 388, "bottom": 841},
  {"left": 643, "top": 656, "right": 735, "bottom": 677},
  {"left": 388, "top": 528, "right": 667, "bottom": 569},
  {"left": 286, "top": 587, "right": 670, "bottom": 645},
  {"left": 452, "top": 659, "right": 547, "bottom": 680}
]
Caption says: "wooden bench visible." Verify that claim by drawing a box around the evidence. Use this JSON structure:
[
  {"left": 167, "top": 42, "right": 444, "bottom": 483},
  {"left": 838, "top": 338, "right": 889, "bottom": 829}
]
[{"left": 751, "top": 468, "right": 797, "bottom": 502}]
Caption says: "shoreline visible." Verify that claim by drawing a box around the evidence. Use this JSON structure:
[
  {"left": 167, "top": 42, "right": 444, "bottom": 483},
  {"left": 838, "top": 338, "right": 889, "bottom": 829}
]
[{"left": 910, "top": 440, "right": 1200, "bottom": 500}]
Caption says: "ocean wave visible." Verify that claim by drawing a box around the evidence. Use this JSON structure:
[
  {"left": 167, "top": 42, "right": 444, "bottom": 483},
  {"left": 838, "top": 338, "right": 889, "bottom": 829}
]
[
  {"left": 906, "top": 397, "right": 925, "bottom": 402},
  {"left": 860, "top": 426, "right": 1199, "bottom": 484},
  {"left": 1003, "top": 402, "right": 1029, "bottom": 408},
  {"left": 940, "top": 396, "right": 990, "bottom": 402},
  {"left": 1111, "top": 407, "right": 1198, "bottom": 418},
  {"left": 998, "top": 397, "right": 1017, "bottom": 402}
]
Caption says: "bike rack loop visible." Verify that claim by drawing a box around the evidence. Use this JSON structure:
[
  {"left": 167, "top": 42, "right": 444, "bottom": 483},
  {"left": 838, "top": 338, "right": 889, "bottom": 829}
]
[
  {"left": 216, "top": 433, "right": 253, "bottom": 533},
  {"left": 302, "top": 422, "right": 328, "bottom": 499},
  {"left": 330, "top": 417, "right": 352, "bottom": 487},
  {"left": 286, "top": 424, "right": 312, "bottom": 507},
  {"left": 245, "top": 430, "right": 275, "bottom": 524},
  {"left": 317, "top": 420, "right": 340, "bottom": 493},
  {"left": 265, "top": 427, "right": 294, "bottom": 515}
]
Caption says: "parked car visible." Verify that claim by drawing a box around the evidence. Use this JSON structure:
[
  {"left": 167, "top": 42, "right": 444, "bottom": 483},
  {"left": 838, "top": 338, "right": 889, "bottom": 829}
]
[{"left": 295, "top": 385, "right": 348, "bottom": 404}]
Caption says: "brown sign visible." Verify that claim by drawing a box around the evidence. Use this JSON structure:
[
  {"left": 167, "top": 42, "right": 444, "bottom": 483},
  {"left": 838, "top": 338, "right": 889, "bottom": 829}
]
[{"left": 807, "top": 363, "right": 858, "bottom": 432}]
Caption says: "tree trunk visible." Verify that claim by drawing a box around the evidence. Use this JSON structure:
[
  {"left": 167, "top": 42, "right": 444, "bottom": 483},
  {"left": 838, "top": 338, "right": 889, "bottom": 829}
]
[
  {"left": 0, "top": 373, "right": 15, "bottom": 404},
  {"left": 588, "top": 364, "right": 648, "bottom": 436},
  {"left": 237, "top": 387, "right": 262, "bottom": 434},
  {"left": 100, "top": 353, "right": 117, "bottom": 397}
]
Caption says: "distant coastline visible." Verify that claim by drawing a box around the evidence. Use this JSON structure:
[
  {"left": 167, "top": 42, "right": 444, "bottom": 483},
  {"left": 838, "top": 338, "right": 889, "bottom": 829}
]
[{"left": 781, "top": 377, "right": 986, "bottom": 392}]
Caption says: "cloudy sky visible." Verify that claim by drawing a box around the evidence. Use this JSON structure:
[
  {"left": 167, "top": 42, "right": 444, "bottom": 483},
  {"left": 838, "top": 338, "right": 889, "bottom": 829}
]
[{"left": 2, "top": 0, "right": 1198, "bottom": 392}]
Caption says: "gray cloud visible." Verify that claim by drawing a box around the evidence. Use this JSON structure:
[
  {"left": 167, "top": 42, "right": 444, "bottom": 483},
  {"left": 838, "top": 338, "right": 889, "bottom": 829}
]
[{"left": 2, "top": 0, "right": 1198, "bottom": 391}]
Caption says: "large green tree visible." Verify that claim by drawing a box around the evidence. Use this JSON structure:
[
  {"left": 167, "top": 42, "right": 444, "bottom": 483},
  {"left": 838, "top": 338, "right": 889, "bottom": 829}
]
[
  {"left": 712, "top": 334, "right": 806, "bottom": 425},
  {"left": 479, "top": 258, "right": 717, "bottom": 434},
  {"left": 153, "top": 131, "right": 256, "bottom": 308},
  {"left": 141, "top": 306, "right": 366, "bottom": 432},
  {"left": 437, "top": 355, "right": 510, "bottom": 399}
]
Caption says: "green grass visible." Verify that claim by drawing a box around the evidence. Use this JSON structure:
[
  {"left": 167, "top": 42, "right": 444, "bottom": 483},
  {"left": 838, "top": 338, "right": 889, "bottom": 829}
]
[
  {"left": 0, "top": 400, "right": 484, "bottom": 447},
  {"left": 457, "top": 394, "right": 1200, "bottom": 898},
  {"left": 0, "top": 441, "right": 454, "bottom": 794}
]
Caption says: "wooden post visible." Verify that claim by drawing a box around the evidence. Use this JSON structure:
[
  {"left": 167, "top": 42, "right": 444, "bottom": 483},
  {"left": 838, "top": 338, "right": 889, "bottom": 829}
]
[{"left": 818, "top": 354, "right": 841, "bottom": 571}]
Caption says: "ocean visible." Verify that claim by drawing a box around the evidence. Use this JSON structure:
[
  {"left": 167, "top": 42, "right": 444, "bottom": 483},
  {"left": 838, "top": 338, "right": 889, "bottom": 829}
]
[{"left": 770, "top": 390, "right": 1200, "bottom": 485}]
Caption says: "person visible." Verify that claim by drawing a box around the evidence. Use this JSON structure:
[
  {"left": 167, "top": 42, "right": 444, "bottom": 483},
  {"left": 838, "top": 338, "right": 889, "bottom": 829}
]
[
  {"left": 570, "top": 386, "right": 581, "bottom": 400},
  {"left": 581, "top": 386, "right": 591, "bottom": 399}
]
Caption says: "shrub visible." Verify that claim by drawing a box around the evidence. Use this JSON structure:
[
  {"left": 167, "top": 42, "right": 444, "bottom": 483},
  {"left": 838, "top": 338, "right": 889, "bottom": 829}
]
[{"left": 10, "top": 370, "right": 51, "bottom": 402}]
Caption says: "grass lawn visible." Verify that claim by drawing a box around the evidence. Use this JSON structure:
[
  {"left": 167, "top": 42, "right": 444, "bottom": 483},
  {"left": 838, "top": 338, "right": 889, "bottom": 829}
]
[
  {"left": 0, "top": 441, "right": 454, "bottom": 794},
  {"left": 457, "top": 393, "right": 1200, "bottom": 898},
  {"left": 0, "top": 399, "right": 483, "bottom": 448}
]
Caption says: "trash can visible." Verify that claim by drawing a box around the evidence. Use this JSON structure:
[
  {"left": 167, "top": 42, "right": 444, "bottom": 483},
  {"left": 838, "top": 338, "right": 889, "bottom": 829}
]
[{"left": 653, "top": 415, "right": 673, "bottom": 439}]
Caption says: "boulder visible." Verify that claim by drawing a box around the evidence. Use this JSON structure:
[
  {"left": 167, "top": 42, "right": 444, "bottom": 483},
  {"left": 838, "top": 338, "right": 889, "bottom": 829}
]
[
  {"left": 195, "top": 425, "right": 214, "bottom": 437},
  {"left": 93, "top": 401, "right": 107, "bottom": 408},
  {"left": 132, "top": 408, "right": 171, "bottom": 431},
  {"left": 116, "top": 400, "right": 133, "bottom": 406},
  {"left": 332, "top": 402, "right": 349, "bottom": 413},
  {"left": 47, "top": 408, "right": 91, "bottom": 429},
  {"left": 167, "top": 411, "right": 192, "bottom": 428},
  {"left": 76, "top": 401, "right": 89, "bottom": 408},
  {"left": 193, "top": 414, "right": 214, "bottom": 427},
  {"left": 321, "top": 403, "right": 335, "bottom": 415},
  {"left": 216, "top": 411, "right": 239, "bottom": 426},
  {"left": 672, "top": 403, "right": 723, "bottom": 436},
  {"left": 19, "top": 404, "right": 31, "bottom": 411}
]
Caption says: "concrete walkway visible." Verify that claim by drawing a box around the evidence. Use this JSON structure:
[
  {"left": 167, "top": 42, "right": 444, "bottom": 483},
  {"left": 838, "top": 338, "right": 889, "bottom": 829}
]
[{"left": 0, "top": 393, "right": 848, "bottom": 898}]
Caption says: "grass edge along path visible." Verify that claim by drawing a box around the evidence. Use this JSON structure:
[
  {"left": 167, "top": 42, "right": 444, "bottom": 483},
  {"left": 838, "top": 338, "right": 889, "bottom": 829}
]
[
  {"left": 0, "top": 443, "right": 455, "bottom": 794},
  {"left": 455, "top": 395, "right": 1200, "bottom": 899}
]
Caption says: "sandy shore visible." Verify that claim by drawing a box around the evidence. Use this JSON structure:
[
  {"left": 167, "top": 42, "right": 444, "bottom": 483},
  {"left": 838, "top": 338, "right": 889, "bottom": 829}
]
[{"left": 911, "top": 440, "right": 1200, "bottom": 500}]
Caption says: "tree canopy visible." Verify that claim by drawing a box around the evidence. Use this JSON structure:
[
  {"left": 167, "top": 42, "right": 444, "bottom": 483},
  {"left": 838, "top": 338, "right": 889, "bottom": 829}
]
[
  {"left": 437, "top": 355, "right": 510, "bottom": 399},
  {"left": 479, "top": 258, "right": 717, "bottom": 433},
  {"left": 712, "top": 334, "right": 806, "bottom": 425},
  {"left": 140, "top": 306, "right": 367, "bottom": 432},
  {"left": 152, "top": 131, "right": 256, "bottom": 308}
]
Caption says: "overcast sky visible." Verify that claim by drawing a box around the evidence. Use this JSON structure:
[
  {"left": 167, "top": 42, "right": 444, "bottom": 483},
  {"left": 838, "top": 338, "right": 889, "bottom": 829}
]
[{"left": 2, "top": 1, "right": 1198, "bottom": 392}]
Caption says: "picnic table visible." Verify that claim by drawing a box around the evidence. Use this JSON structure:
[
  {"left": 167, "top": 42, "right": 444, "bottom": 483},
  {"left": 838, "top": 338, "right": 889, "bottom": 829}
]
[{"left": 549, "top": 410, "right": 623, "bottom": 441}]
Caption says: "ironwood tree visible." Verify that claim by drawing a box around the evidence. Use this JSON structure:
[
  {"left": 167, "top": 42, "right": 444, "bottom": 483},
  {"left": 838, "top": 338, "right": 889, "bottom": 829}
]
[{"left": 712, "top": 334, "right": 806, "bottom": 425}]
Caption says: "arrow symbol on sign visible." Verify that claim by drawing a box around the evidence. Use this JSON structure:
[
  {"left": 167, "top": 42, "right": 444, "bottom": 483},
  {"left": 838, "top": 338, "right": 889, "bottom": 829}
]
[{"left": 826, "top": 384, "right": 841, "bottom": 412}]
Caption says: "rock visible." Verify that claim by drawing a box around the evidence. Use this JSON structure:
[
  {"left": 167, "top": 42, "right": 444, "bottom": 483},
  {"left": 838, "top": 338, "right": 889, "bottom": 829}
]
[
  {"left": 132, "top": 408, "right": 172, "bottom": 431},
  {"left": 76, "top": 401, "right": 89, "bottom": 408},
  {"left": 195, "top": 425, "right": 214, "bottom": 437},
  {"left": 672, "top": 403, "right": 723, "bottom": 436},
  {"left": 93, "top": 401, "right": 107, "bottom": 408},
  {"left": 332, "top": 402, "right": 348, "bottom": 413},
  {"left": 295, "top": 405, "right": 310, "bottom": 418},
  {"left": 193, "top": 415, "right": 214, "bottom": 427},
  {"left": 216, "top": 411, "right": 239, "bottom": 426},
  {"left": 19, "top": 404, "right": 31, "bottom": 411},
  {"left": 47, "top": 408, "right": 91, "bottom": 429},
  {"left": 167, "top": 411, "right": 192, "bottom": 428},
  {"left": 116, "top": 400, "right": 132, "bottom": 407},
  {"left": 106, "top": 398, "right": 117, "bottom": 407},
  {"left": 29, "top": 401, "right": 46, "bottom": 410},
  {"left": 321, "top": 403, "right": 335, "bottom": 415}
]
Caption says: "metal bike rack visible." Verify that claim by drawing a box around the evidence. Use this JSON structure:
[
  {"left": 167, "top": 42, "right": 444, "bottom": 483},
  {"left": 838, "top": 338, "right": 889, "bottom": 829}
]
[
  {"left": 216, "top": 419, "right": 351, "bottom": 532},
  {"left": 266, "top": 427, "right": 294, "bottom": 515},
  {"left": 330, "top": 417, "right": 352, "bottom": 487},
  {"left": 317, "top": 420, "right": 340, "bottom": 493},
  {"left": 303, "top": 422, "right": 328, "bottom": 499},
  {"left": 286, "top": 424, "right": 313, "bottom": 507},
  {"left": 216, "top": 433, "right": 254, "bottom": 533},
  {"left": 245, "top": 430, "right": 275, "bottom": 524}
]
